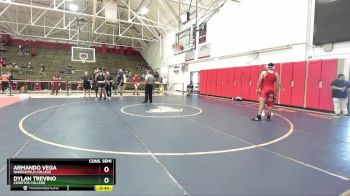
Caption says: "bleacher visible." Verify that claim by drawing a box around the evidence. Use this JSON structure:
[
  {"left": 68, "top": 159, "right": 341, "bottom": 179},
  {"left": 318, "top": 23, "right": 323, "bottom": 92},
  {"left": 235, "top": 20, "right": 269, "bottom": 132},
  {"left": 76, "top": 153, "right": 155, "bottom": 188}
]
[{"left": 1, "top": 45, "right": 147, "bottom": 81}]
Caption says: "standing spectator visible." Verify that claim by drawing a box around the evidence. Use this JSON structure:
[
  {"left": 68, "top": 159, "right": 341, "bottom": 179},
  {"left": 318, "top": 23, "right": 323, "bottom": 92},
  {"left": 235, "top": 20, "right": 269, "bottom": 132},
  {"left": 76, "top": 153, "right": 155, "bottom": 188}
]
[
  {"left": 52, "top": 72, "right": 61, "bottom": 95},
  {"left": 82, "top": 71, "right": 91, "bottom": 98},
  {"left": 39, "top": 64, "right": 47, "bottom": 78},
  {"left": 162, "top": 76, "right": 168, "bottom": 93},
  {"left": 116, "top": 69, "right": 125, "bottom": 97},
  {"left": 105, "top": 71, "right": 113, "bottom": 99},
  {"left": 142, "top": 70, "right": 154, "bottom": 103},
  {"left": 132, "top": 74, "right": 140, "bottom": 95},
  {"left": 7, "top": 72, "right": 14, "bottom": 94},
  {"left": 331, "top": 74, "right": 350, "bottom": 116}
]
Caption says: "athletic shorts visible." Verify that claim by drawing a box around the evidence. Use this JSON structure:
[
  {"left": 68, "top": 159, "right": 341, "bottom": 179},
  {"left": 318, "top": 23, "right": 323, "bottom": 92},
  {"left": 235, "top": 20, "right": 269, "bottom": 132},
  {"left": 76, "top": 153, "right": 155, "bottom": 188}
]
[
  {"left": 97, "top": 82, "right": 105, "bottom": 89},
  {"left": 83, "top": 82, "right": 91, "bottom": 89}
]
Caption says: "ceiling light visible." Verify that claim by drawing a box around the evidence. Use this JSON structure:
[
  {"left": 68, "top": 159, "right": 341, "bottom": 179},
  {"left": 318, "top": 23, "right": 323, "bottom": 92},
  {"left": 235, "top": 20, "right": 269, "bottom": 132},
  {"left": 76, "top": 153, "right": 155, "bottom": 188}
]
[
  {"left": 69, "top": 3, "right": 78, "bottom": 12},
  {"left": 140, "top": 7, "right": 148, "bottom": 15}
]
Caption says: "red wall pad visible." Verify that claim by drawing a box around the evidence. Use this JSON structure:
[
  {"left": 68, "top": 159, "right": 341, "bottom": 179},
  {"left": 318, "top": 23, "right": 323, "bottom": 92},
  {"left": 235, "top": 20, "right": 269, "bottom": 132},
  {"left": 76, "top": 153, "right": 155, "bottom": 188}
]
[
  {"left": 227, "top": 68, "right": 236, "bottom": 98},
  {"left": 273, "top": 63, "right": 281, "bottom": 103},
  {"left": 319, "top": 59, "right": 338, "bottom": 111},
  {"left": 208, "top": 69, "right": 217, "bottom": 96},
  {"left": 206, "top": 70, "right": 212, "bottom": 95},
  {"left": 241, "top": 66, "right": 251, "bottom": 100},
  {"left": 279, "top": 62, "right": 294, "bottom": 105},
  {"left": 216, "top": 69, "right": 228, "bottom": 97},
  {"left": 306, "top": 60, "right": 322, "bottom": 109},
  {"left": 221, "top": 68, "right": 229, "bottom": 97},
  {"left": 213, "top": 69, "right": 221, "bottom": 96},
  {"left": 249, "top": 65, "right": 261, "bottom": 101},
  {"left": 215, "top": 69, "right": 222, "bottom": 96},
  {"left": 274, "top": 63, "right": 281, "bottom": 75},
  {"left": 200, "top": 70, "right": 208, "bottom": 94},
  {"left": 290, "top": 61, "right": 307, "bottom": 107},
  {"left": 233, "top": 67, "right": 243, "bottom": 97}
]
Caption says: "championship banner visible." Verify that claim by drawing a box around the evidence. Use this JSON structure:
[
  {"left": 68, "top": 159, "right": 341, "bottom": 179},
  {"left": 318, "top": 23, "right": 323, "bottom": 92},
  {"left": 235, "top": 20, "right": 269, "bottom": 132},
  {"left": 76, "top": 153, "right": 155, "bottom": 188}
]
[
  {"left": 198, "top": 22, "right": 207, "bottom": 44},
  {"left": 198, "top": 43, "right": 211, "bottom": 59}
]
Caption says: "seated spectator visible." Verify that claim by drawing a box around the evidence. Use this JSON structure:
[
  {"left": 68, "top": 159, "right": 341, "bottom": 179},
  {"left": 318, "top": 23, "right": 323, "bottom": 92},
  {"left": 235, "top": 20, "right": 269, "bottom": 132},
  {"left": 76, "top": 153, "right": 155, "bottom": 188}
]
[
  {"left": 8, "top": 72, "right": 14, "bottom": 81},
  {"left": 13, "top": 64, "right": 19, "bottom": 71},
  {"left": 24, "top": 47, "right": 30, "bottom": 56},
  {"left": 6, "top": 63, "right": 13, "bottom": 69},
  {"left": 186, "top": 81, "right": 194, "bottom": 96},
  {"left": 65, "top": 65, "right": 75, "bottom": 74},
  {"left": 27, "top": 62, "right": 33, "bottom": 70},
  {"left": 154, "top": 71, "right": 159, "bottom": 81},
  {"left": 0, "top": 46, "right": 6, "bottom": 54},
  {"left": 0, "top": 58, "right": 6, "bottom": 67}
]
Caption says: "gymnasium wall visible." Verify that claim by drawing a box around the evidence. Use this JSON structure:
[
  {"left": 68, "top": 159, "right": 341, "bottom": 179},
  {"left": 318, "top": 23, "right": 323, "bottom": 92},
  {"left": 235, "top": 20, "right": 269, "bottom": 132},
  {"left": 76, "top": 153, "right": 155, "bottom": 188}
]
[
  {"left": 143, "top": 0, "right": 309, "bottom": 66},
  {"left": 142, "top": 0, "right": 350, "bottom": 86}
]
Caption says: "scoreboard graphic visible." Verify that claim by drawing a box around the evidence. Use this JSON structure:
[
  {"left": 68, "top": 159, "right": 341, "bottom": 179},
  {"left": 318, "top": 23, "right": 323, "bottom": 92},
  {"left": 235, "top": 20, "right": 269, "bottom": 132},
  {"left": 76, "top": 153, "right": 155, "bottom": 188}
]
[{"left": 7, "top": 158, "right": 116, "bottom": 191}]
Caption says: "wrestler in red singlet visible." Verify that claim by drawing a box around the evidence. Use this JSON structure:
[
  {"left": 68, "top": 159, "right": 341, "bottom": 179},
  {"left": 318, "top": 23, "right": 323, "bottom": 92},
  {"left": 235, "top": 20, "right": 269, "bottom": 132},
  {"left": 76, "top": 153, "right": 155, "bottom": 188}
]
[
  {"left": 252, "top": 63, "right": 280, "bottom": 121},
  {"left": 260, "top": 70, "right": 277, "bottom": 107}
]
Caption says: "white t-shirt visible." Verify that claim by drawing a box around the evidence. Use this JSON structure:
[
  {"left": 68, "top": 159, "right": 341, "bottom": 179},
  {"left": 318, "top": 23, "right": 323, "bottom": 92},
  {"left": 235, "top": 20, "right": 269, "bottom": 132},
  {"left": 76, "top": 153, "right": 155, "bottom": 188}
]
[{"left": 145, "top": 74, "right": 154, "bottom": 84}]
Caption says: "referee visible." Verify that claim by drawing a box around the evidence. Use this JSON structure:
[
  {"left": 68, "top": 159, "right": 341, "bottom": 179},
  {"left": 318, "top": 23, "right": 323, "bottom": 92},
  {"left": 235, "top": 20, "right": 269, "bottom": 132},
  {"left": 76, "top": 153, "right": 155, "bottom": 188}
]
[{"left": 142, "top": 70, "right": 154, "bottom": 103}]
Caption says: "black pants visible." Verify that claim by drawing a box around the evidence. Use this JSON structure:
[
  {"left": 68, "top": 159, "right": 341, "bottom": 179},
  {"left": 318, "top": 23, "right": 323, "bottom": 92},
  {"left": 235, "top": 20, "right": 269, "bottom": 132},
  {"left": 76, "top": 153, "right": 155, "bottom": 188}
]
[
  {"left": 106, "top": 85, "right": 112, "bottom": 97},
  {"left": 144, "top": 84, "right": 153, "bottom": 103}
]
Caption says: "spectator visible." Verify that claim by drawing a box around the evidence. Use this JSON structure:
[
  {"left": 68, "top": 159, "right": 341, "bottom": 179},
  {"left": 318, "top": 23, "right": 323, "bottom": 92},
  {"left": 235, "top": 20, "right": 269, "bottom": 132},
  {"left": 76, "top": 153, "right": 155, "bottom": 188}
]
[
  {"left": 27, "top": 62, "right": 33, "bottom": 70},
  {"left": 0, "top": 46, "right": 6, "bottom": 54},
  {"left": 82, "top": 71, "right": 92, "bottom": 98},
  {"left": 0, "top": 58, "right": 6, "bottom": 67},
  {"left": 331, "top": 74, "right": 350, "bottom": 116},
  {"left": 186, "top": 81, "right": 194, "bottom": 96},
  {"left": 18, "top": 45, "right": 23, "bottom": 56},
  {"left": 154, "top": 71, "right": 159, "bottom": 81},
  {"left": 13, "top": 63, "right": 19, "bottom": 72},
  {"left": 52, "top": 72, "right": 61, "bottom": 95},
  {"left": 39, "top": 64, "right": 47, "bottom": 78},
  {"left": 142, "top": 70, "right": 154, "bottom": 103},
  {"left": 116, "top": 69, "right": 126, "bottom": 97},
  {"left": 162, "top": 76, "right": 168, "bottom": 93}
]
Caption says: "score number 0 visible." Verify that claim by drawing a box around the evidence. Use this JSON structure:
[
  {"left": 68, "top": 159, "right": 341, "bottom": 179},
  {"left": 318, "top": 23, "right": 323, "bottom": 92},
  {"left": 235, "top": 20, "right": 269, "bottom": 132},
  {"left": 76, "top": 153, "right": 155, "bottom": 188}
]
[{"left": 103, "top": 166, "right": 110, "bottom": 184}]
